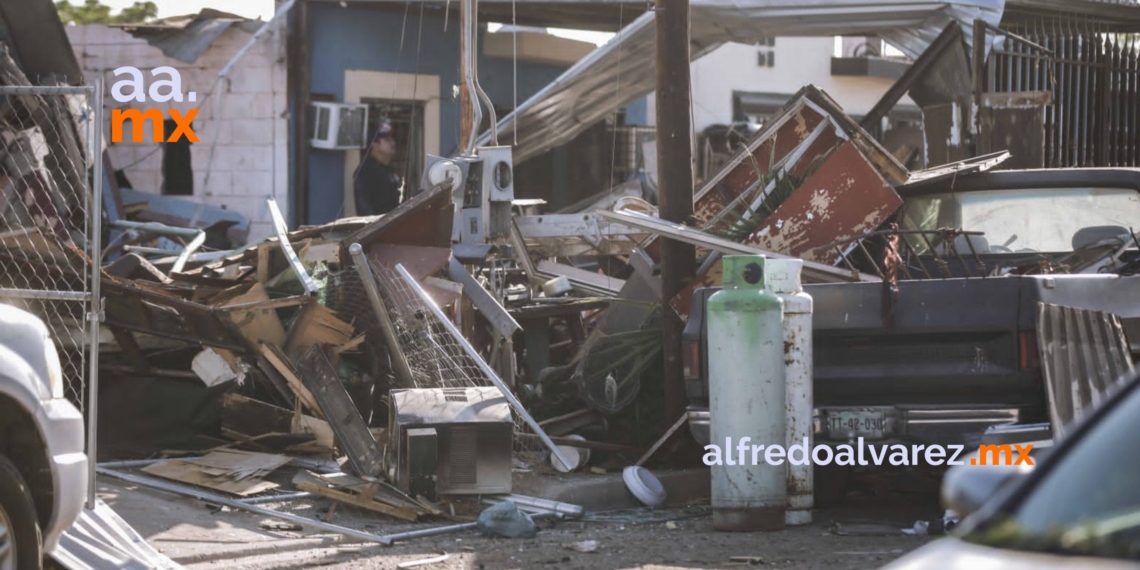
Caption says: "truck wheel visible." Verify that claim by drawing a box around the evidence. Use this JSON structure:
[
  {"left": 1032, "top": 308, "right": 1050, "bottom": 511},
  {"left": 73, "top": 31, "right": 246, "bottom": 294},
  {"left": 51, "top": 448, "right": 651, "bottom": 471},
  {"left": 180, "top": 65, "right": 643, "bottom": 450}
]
[{"left": 0, "top": 454, "right": 41, "bottom": 570}]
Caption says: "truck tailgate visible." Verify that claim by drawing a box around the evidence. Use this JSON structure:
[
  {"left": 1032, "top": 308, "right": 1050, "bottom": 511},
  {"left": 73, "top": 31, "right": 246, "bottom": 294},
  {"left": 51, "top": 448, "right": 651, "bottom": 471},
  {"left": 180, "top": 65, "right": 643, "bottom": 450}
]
[{"left": 809, "top": 278, "right": 1039, "bottom": 408}]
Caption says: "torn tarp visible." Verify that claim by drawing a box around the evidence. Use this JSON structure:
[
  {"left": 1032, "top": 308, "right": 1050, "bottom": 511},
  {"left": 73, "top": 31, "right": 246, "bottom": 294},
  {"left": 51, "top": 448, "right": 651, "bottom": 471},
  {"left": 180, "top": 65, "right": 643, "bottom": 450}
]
[{"left": 475, "top": 0, "right": 1006, "bottom": 163}]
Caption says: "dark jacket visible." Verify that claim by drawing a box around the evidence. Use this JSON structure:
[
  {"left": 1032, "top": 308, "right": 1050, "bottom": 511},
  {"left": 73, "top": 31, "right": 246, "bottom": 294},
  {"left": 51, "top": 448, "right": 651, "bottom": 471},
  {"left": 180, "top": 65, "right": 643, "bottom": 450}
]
[{"left": 353, "top": 157, "right": 402, "bottom": 216}]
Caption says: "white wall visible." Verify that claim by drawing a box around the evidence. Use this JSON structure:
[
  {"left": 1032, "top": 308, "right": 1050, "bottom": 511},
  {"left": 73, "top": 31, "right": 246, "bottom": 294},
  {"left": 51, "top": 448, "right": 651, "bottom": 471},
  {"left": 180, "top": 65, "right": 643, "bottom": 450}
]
[
  {"left": 690, "top": 37, "right": 909, "bottom": 132},
  {"left": 66, "top": 22, "right": 288, "bottom": 242}
]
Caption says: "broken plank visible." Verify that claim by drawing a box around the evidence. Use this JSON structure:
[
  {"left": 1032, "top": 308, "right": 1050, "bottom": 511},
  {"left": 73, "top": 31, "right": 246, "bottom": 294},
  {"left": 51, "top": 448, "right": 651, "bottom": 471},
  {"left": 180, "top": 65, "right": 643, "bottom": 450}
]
[
  {"left": 292, "top": 470, "right": 420, "bottom": 522},
  {"left": 260, "top": 343, "right": 324, "bottom": 420},
  {"left": 636, "top": 414, "right": 690, "bottom": 467},
  {"left": 283, "top": 302, "right": 355, "bottom": 359}
]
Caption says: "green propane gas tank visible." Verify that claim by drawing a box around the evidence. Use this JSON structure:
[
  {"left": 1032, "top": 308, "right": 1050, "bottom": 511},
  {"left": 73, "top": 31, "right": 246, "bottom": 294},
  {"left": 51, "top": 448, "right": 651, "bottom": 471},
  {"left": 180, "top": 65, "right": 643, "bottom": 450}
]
[{"left": 707, "top": 255, "right": 786, "bottom": 531}]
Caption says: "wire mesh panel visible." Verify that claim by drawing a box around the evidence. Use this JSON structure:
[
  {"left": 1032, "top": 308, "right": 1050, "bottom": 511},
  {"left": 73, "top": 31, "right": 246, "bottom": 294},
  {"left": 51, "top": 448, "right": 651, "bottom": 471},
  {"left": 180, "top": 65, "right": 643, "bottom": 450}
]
[
  {"left": 324, "top": 259, "right": 542, "bottom": 452},
  {"left": 0, "top": 84, "right": 98, "bottom": 412}
]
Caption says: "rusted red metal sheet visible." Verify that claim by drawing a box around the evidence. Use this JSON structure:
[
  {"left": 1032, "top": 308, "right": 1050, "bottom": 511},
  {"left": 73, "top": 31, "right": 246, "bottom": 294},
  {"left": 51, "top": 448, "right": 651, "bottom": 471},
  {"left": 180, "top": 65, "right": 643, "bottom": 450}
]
[
  {"left": 670, "top": 141, "right": 903, "bottom": 321},
  {"left": 742, "top": 141, "right": 903, "bottom": 264},
  {"left": 693, "top": 103, "right": 828, "bottom": 226}
]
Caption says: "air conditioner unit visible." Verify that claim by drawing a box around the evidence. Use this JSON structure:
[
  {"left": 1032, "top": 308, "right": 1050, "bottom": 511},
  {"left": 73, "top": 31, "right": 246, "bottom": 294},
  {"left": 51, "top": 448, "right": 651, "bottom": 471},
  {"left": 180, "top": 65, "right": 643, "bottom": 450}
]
[
  {"left": 389, "top": 387, "right": 513, "bottom": 496},
  {"left": 309, "top": 102, "right": 369, "bottom": 149}
]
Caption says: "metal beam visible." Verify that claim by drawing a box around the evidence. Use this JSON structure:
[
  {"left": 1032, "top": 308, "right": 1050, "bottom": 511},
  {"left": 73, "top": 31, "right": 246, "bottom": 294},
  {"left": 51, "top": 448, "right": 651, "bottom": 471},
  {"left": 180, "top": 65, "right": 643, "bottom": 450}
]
[{"left": 595, "top": 210, "right": 879, "bottom": 283}]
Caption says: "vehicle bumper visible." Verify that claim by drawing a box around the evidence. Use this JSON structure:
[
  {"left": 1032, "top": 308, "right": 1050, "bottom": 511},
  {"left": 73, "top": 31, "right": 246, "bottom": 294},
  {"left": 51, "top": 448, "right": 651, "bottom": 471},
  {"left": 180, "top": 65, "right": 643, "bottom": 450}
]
[
  {"left": 687, "top": 405, "right": 1023, "bottom": 448},
  {"left": 35, "top": 398, "right": 87, "bottom": 552}
]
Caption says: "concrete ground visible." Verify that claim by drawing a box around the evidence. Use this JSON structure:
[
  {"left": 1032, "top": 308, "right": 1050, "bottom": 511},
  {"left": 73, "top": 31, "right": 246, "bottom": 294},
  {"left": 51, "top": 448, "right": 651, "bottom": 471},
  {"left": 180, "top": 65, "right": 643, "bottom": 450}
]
[{"left": 99, "top": 464, "right": 944, "bottom": 570}]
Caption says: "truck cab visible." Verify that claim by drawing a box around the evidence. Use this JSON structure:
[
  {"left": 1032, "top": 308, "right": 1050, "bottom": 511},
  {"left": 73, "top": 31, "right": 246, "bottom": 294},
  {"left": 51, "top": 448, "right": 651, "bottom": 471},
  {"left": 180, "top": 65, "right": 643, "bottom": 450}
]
[
  {"left": 0, "top": 304, "right": 87, "bottom": 570},
  {"left": 684, "top": 168, "right": 1140, "bottom": 451}
]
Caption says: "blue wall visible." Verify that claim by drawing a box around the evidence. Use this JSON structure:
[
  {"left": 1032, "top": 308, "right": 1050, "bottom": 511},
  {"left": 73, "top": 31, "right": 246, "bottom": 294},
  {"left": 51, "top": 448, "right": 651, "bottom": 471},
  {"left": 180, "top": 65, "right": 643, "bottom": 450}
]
[{"left": 304, "top": 3, "right": 573, "bottom": 224}]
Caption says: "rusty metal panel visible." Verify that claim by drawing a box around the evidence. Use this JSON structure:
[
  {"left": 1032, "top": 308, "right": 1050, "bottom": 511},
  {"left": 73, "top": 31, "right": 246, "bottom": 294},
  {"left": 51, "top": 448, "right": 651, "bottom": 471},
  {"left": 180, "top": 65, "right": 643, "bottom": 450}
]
[
  {"left": 692, "top": 101, "right": 829, "bottom": 225},
  {"left": 742, "top": 142, "right": 904, "bottom": 264},
  {"left": 1037, "top": 302, "right": 1136, "bottom": 441}
]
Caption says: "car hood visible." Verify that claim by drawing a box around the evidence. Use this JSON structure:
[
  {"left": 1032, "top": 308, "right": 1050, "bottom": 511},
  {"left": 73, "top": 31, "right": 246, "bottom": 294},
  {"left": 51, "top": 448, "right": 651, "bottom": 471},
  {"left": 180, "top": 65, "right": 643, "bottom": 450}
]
[{"left": 881, "top": 537, "right": 1140, "bottom": 569}]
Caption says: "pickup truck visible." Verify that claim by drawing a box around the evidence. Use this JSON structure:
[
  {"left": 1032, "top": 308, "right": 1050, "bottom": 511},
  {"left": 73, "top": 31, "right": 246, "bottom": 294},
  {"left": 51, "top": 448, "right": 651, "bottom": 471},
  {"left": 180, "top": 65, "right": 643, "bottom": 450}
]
[
  {"left": 683, "top": 168, "right": 1140, "bottom": 451},
  {"left": 0, "top": 304, "right": 87, "bottom": 570}
]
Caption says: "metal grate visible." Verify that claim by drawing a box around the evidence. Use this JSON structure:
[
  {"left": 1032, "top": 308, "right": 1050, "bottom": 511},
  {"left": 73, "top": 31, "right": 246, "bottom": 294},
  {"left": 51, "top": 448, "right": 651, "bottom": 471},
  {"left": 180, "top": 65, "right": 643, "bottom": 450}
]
[{"left": 446, "top": 428, "right": 478, "bottom": 486}]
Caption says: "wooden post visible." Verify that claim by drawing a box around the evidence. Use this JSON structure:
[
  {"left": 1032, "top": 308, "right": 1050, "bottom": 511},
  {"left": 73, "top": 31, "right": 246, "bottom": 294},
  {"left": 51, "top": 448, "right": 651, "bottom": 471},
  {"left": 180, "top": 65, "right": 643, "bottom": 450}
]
[
  {"left": 459, "top": 0, "right": 474, "bottom": 154},
  {"left": 655, "top": 0, "right": 696, "bottom": 421},
  {"left": 291, "top": 0, "right": 311, "bottom": 226}
]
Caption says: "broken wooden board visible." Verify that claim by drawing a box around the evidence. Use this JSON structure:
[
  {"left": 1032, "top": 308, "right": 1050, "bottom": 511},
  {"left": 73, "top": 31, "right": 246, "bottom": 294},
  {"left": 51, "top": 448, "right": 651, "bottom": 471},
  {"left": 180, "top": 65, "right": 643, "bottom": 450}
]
[
  {"left": 217, "top": 282, "right": 288, "bottom": 349},
  {"left": 292, "top": 470, "right": 422, "bottom": 522},
  {"left": 260, "top": 343, "right": 325, "bottom": 420},
  {"left": 294, "top": 345, "right": 385, "bottom": 479},
  {"left": 340, "top": 182, "right": 453, "bottom": 261},
  {"left": 283, "top": 303, "right": 355, "bottom": 359},
  {"left": 141, "top": 450, "right": 290, "bottom": 496}
]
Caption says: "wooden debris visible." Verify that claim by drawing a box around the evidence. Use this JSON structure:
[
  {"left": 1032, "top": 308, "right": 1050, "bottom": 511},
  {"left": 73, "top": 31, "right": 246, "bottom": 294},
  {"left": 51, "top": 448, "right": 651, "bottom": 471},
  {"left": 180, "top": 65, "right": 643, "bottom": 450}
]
[
  {"left": 292, "top": 470, "right": 422, "bottom": 522},
  {"left": 259, "top": 343, "right": 324, "bottom": 419},
  {"left": 283, "top": 303, "right": 355, "bottom": 359},
  {"left": 141, "top": 450, "right": 289, "bottom": 496}
]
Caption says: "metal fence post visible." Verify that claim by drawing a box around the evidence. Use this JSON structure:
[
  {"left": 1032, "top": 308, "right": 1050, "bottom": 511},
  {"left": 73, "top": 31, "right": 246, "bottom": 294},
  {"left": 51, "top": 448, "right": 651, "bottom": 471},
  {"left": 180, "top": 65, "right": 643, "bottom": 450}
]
[{"left": 86, "top": 78, "right": 103, "bottom": 509}]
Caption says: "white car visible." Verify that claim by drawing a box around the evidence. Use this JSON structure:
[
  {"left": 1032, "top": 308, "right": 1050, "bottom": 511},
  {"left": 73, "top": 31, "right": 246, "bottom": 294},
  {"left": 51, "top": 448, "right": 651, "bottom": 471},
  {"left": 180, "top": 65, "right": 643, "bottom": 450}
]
[
  {"left": 0, "top": 305, "right": 87, "bottom": 570},
  {"left": 883, "top": 370, "right": 1140, "bottom": 569}
]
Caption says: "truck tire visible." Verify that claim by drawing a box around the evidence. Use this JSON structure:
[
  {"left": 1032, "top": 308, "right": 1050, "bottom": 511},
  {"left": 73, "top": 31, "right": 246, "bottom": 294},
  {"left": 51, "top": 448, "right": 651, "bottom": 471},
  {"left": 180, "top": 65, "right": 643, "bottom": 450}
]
[{"left": 0, "top": 453, "right": 41, "bottom": 570}]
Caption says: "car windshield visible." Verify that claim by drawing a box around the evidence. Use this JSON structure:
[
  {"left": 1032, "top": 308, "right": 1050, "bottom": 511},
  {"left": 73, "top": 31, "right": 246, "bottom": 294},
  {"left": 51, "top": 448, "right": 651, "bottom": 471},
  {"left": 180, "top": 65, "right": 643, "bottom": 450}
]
[
  {"left": 964, "top": 380, "right": 1140, "bottom": 560},
  {"left": 897, "top": 187, "right": 1140, "bottom": 254}
]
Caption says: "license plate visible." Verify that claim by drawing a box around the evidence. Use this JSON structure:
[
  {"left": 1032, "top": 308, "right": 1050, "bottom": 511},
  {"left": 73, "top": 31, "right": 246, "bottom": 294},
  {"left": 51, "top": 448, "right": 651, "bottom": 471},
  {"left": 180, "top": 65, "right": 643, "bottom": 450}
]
[{"left": 827, "top": 410, "right": 887, "bottom": 439}]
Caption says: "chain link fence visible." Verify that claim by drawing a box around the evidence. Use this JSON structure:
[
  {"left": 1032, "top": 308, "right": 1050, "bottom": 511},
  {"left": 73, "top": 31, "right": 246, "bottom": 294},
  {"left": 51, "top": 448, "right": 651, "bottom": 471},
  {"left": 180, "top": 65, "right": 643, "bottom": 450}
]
[
  {"left": 323, "top": 259, "right": 541, "bottom": 452},
  {"left": 0, "top": 84, "right": 101, "bottom": 414}
]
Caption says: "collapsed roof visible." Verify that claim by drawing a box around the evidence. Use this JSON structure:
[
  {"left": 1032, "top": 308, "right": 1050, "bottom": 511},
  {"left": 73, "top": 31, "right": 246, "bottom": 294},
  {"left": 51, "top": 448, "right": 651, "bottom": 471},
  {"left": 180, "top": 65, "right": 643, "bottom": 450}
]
[{"left": 476, "top": 0, "right": 1140, "bottom": 164}]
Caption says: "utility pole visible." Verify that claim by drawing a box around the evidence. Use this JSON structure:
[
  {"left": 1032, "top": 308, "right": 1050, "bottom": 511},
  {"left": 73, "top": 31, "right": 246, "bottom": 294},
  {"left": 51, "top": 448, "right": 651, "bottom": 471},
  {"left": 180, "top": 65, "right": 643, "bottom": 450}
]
[
  {"left": 655, "top": 0, "right": 696, "bottom": 421},
  {"left": 459, "top": 0, "right": 475, "bottom": 154}
]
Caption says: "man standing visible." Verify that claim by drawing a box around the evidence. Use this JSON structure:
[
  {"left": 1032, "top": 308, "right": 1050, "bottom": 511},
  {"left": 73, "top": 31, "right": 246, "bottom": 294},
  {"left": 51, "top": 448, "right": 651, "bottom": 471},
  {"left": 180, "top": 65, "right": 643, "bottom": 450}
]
[{"left": 353, "top": 121, "right": 403, "bottom": 216}]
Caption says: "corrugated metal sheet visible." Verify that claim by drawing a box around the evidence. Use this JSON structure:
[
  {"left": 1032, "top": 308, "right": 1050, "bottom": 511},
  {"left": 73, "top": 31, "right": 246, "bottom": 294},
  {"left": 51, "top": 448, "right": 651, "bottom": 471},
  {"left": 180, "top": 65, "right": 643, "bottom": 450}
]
[
  {"left": 1037, "top": 302, "right": 1136, "bottom": 440},
  {"left": 475, "top": 0, "right": 1007, "bottom": 164}
]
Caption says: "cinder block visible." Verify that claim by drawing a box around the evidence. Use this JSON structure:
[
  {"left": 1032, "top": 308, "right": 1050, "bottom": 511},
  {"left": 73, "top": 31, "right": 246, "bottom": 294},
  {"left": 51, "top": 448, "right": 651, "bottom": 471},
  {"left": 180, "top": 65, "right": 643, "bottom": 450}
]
[
  {"left": 126, "top": 169, "right": 160, "bottom": 192},
  {"left": 191, "top": 144, "right": 232, "bottom": 172},
  {"left": 228, "top": 145, "right": 273, "bottom": 171},
  {"left": 220, "top": 93, "right": 261, "bottom": 119},
  {"left": 198, "top": 170, "right": 233, "bottom": 195},
  {"left": 229, "top": 66, "right": 272, "bottom": 93},
  {"left": 231, "top": 119, "right": 274, "bottom": 145},
  {"left": 232, "top": 170, "right": 274, "bottom": 194}
]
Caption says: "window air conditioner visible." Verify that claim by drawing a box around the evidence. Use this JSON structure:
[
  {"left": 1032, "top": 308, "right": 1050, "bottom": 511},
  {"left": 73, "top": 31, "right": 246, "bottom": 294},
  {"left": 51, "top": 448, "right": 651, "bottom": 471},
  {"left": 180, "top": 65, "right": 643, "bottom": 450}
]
[{"left": 309, "top": 102, "right": 369, "bottom": 149}]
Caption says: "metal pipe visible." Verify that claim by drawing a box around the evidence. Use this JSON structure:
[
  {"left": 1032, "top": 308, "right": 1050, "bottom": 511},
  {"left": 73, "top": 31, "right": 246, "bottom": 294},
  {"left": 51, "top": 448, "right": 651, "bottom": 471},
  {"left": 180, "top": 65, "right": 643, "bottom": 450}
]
[
  {"left": 237, "top": 492, "right": 314, "bottom": 505},
  {"left": 111, "top": 220, "right": 202, "bottom": 239},
  {"left": 378, "top": 513, "right": 557, "bottom": 544},
  {"left": 171, "top": 230, "right": 207, "bottom": 274},
  {"left": 267, "top": 197, "right": 319, "bottom": 295},
  {"left": 87, "top": 78, "right": 104, "bottom": 510},
  {"left": 499, "top": 494, "right": 584, "bottom": 518},
  {"left": 0, "top": 85, "right": 90, "bottom": 94},
  {"left": 96, "top": 467, "right": 395, "bottom": 546},
  {"left": 0, "top": 289, "right": 87, "bottom": 301},
  {"left": 393, "top": 264, "right": 572, "bottom": 468},
  {"left": 97, "top": 458, "right": 180, "bottom": 469},
  {"left": 348, "top": 243, "right": 416, "bottom": 388},
  {"left": 469, "top": 0, "right": 498, "bottom": 146},
  {"left": 461, "top": 0, "right": 482, "bottom": 155}
]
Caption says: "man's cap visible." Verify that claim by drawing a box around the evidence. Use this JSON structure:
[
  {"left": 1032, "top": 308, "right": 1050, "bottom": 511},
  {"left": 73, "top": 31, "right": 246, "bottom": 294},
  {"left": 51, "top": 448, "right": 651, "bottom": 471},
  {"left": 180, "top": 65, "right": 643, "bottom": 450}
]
[{"left": 373, "top": 121, "right": 394, "bottom": 142}]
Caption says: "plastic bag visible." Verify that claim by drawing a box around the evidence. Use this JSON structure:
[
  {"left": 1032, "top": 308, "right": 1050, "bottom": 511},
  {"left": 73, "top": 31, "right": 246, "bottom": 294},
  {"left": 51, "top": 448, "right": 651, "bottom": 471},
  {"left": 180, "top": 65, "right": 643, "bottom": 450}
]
[{"left": 476, "top": 501, "right": 537, "bottom": 539}]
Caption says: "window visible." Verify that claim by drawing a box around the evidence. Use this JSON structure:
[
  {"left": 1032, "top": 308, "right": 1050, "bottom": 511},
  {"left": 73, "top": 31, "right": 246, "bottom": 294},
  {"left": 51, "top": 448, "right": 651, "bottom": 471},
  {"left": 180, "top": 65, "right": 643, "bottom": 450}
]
[
  {"left": 161, "top": 118, "right": 192, "bottom": 195},
  {"left": 360, "top": 98, "right": 426, "bottom": 196},
  {"left": 897, "top": 187, "right": 1140, "bottom": 253},
  {"left": 757, "top": 36, "right": 775, "bottom": 68}
]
